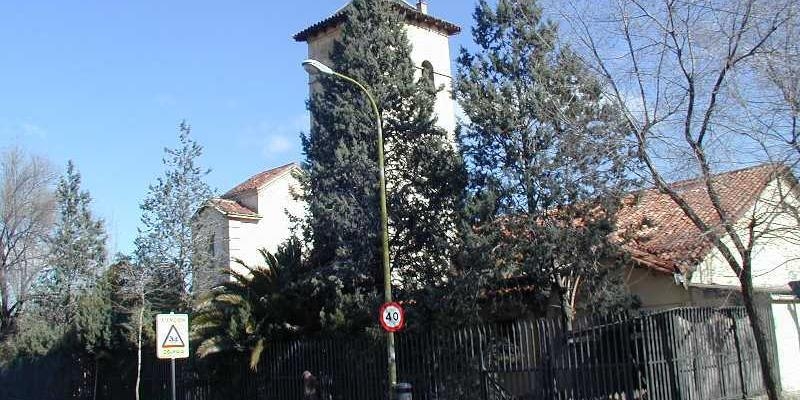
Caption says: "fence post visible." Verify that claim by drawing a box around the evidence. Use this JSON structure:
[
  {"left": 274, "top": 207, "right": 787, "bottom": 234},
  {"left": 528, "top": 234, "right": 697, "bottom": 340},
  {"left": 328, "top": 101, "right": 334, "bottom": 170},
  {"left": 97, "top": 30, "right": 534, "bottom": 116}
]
[
  {"left": 763, "top": 303, "right": 783, "bottom": 394},
  {"left": 728, "top": 309, "right": 748, "bottom": 399}
]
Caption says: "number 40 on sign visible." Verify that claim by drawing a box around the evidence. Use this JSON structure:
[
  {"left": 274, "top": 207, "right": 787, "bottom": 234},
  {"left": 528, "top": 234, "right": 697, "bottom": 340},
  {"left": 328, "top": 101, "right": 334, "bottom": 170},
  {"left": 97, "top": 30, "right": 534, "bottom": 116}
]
[{"left": 379, "top": 302, "right": 405, "bottom": 332}]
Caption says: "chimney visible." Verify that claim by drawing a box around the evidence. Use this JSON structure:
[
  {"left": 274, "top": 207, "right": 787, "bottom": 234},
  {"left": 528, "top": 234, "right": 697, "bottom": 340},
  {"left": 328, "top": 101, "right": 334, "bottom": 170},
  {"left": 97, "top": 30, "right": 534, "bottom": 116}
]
[{"left": 416, "top": 1, "right": 428, "bottom": 14}]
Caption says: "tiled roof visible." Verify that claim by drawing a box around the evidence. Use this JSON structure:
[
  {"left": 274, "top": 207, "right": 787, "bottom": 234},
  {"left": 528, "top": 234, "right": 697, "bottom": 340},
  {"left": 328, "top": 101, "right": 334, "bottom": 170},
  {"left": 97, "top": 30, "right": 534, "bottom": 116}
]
[
  {"left": 223, "top": 163, "right": 297, "bottom": 199},
  {"left": 293, "top": 0, "right": 461, "bottom": 42},
  {"left": 207, "top": 198, "right": 260, "bottom": 219},
  {"left": 616, "top": 164, "right": 789, "bottom": 274}
]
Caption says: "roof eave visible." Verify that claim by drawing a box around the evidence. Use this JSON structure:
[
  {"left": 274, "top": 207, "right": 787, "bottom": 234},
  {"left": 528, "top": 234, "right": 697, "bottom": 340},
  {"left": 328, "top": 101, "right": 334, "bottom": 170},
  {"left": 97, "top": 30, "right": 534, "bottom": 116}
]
[
  {"left": 689, "top": 282, "right": 795, "bottom": 295},
  {"left": 223, "top": 163, "right": 300, "bottom": 199},
  {"left": 293, "top": 5, "right": 460, "bottom": 42},
  {"left": 255, "top": 164, "right": 301, "bottom": 194},
  {"left": 224, "top": 213, "right": 262, "bottom": 221},
  {"left": 201, "top": 200, "right": 261, "bottom": 221},
  {"left": 221, "top": 188, "right": 256, "bottom": 200}
]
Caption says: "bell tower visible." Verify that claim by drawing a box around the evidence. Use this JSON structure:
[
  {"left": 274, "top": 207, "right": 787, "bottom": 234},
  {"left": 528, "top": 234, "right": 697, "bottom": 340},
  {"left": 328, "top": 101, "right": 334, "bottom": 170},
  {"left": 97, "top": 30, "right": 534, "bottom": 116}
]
[{"left": 294, "top": 0, "right": 461, "bottom": 138}]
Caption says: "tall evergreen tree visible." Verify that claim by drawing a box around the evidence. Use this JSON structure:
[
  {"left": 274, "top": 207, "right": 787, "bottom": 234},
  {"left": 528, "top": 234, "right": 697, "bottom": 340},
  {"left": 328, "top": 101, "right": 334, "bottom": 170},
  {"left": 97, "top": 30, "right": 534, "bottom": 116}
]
[
  {"left": 455, "top": 0, "right": 638, "bottom": 324},
  {"left": 134, "top": 121, "right": 214, "bottom": 308},
  {"left": 45, "top": 161, "right": 107, "bottom": 325},
  {"left": 301, "top": 0, "right": 465, "bottom": 331}
]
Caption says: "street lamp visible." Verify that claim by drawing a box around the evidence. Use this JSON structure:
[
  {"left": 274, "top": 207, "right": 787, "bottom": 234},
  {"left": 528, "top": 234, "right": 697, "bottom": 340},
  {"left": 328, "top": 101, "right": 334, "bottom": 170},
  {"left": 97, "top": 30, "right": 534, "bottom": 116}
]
[{"left": 302, "top": 59, "right": 398, "bottom": 390}]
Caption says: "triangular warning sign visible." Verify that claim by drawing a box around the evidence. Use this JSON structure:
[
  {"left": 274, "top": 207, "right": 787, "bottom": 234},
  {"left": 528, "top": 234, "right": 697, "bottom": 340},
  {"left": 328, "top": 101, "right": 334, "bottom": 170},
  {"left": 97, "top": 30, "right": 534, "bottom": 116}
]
[{"left": 161, "top": 325, "right": 185, "bottom": 348}]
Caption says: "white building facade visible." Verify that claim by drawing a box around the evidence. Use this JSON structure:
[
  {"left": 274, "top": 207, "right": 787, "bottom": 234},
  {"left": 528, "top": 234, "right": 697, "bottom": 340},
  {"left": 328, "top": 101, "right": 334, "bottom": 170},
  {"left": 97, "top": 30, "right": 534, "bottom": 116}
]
[
  {"left": 193, "top": 0, "right": 461, "bottom": 286},
  {"left": 193, "top": 163, "right": 304, "bottom": 286},
  {"left": 294, "top": 0, "right": 461, "bottom": 138}
]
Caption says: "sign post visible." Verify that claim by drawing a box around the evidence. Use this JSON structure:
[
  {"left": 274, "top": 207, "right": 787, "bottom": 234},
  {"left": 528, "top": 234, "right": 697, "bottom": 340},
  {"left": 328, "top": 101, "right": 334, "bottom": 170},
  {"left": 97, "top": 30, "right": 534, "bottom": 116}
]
[
  {"left": 157, "top": 313, "right": 189, "bottom": 400},
  {"left": 379, "top": 303, "right": 407, "bottom": 399}
]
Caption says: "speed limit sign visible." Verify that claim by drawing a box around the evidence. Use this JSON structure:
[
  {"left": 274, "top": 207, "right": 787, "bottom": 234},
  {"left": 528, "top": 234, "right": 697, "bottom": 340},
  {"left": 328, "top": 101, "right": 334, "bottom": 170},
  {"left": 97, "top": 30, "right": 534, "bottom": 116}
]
[{"left": 379, "top": 302, "right": 405, "bottom": 332}]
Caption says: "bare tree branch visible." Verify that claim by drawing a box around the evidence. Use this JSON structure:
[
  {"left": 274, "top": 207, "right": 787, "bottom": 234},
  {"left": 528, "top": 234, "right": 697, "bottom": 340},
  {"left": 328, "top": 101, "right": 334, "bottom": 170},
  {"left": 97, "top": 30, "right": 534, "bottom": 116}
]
[
  {"left": 557, "top": 0, "right": 798, "bottom": 397},
  {"left": 0, "top": 147, "right": 55, "bottom": 339}
]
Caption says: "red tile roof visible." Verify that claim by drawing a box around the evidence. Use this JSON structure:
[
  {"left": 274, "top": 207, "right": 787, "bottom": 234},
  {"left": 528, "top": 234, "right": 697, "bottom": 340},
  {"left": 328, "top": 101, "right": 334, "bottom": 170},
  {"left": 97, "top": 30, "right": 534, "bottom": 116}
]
[
  {"left": 293, "top": 0, "right": 461, "bottom": 42},
  {"left": 206, "top": 198, "right": 259, "bottom": 219},
  {"left": 616, "top": 164, "right": 790, "bottom": 274},
  {"left": 222, "top": 163, "right": 298, "bottom": 199}
]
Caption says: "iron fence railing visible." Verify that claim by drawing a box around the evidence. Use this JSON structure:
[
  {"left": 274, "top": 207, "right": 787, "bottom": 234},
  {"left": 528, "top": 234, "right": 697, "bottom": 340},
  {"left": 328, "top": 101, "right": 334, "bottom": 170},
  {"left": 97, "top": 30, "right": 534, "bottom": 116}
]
[{"left": 0, "top": 306, "right": 779, "bottom": 400}]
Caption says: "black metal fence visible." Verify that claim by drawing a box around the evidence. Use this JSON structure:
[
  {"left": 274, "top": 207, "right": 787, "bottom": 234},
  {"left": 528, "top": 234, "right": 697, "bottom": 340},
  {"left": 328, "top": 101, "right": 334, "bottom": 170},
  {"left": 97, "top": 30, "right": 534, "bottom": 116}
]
[{"left": 0, "top": 306, "right": 779, "bottom": 400}]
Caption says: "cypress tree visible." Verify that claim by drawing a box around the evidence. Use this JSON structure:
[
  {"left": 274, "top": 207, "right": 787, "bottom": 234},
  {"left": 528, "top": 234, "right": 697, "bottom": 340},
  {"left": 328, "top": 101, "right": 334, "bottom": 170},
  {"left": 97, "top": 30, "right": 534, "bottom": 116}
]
[
  {"left": 45, "top": 161, "right": 107, "bottom": 325},
  {"left": 455, "top": 0, "right": 638, "bottom": 323},
  {"left": 301, "top": 0, "right": 465, "bottom": 332}
]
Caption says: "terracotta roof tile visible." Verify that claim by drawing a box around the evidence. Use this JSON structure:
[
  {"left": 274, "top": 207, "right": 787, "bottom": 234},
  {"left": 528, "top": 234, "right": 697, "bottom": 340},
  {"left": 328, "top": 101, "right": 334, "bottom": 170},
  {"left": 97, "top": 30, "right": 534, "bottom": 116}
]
[
  {"left": 293, "top": 0, "right": 460, "bottom": 42},
  {"left": 207, "top": 198, "right": 260, "bottom": 219},
  {"left": 616, "top": 164, "right": 788, "bottom": 274},
  {"left": 223, "top": 163, "right": 297, "bottom": 199}
]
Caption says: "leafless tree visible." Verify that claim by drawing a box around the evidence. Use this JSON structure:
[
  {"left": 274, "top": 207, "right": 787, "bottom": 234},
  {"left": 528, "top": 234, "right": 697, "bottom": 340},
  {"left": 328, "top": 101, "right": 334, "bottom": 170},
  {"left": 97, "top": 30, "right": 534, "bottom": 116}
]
[
  {"left": 0, "top": 147, "right": 56, "bottom": 339},
  {"left": 749, "top": 6, "right": 799, "bottom": 160},
  {"left": 109, "top": 259, "right": 176, "bottom": 400},
  {"left": 554, "top": 0, "right": 799, "bottom": 398}
]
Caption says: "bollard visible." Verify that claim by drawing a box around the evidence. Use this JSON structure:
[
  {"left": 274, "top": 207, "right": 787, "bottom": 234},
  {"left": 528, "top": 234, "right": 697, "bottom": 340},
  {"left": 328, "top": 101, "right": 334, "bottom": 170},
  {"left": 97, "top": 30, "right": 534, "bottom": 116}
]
[{"left": 393, "top": 382, "right": 412, "bottom": 400}]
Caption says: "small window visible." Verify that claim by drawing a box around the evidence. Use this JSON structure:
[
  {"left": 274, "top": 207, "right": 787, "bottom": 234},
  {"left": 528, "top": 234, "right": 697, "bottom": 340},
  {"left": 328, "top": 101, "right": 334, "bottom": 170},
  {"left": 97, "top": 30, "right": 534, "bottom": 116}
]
[{"left": 421, "top": 60, "right": 435, "bottom": 89}]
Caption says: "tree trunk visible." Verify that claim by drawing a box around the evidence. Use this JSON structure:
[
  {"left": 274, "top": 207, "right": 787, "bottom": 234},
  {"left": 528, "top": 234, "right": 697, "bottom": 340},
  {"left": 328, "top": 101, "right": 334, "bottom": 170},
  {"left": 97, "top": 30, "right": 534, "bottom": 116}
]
[
  {"left": 0, "top": 267, "right": 11, "bottom": 339},
  {"left": 739, "top": 266, "right": 781, "bottom": 400},
  {"left": 93, "top": 358, "right": 98, "bottom": 400},
  {"left": 135, "top": 301, "right": 144, "bottom": 400},
  {"left": 553, "top": 278, "right": 574, "bottom": 331}
]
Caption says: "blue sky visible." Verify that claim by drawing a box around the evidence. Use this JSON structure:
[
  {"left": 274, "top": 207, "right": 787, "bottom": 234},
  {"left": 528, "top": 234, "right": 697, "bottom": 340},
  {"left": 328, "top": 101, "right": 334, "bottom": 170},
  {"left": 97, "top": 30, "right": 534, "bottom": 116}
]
[{"left": 0, "top": 0, "right": 478, "bottom": 255}]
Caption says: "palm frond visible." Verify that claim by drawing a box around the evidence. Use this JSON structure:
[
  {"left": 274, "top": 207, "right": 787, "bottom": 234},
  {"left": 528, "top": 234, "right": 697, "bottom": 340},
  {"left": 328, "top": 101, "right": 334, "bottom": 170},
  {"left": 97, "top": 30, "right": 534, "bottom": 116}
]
[
  {"left": 197, "top": 336, "right": 233, "bottom": 358},
  {"left": 249, "top": 338, "right": 265, "bottom": 370},
  {"left": 193, "top": 249, "right": 301, "bottom": 367},
  {"left": 214, "top": 293, "right": 246, "bottom": 306}
]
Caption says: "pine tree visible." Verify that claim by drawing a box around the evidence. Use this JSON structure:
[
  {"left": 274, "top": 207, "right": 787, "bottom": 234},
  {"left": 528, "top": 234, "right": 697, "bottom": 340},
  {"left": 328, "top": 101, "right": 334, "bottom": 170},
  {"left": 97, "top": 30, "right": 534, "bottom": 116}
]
[
  {"left": 45, "top": 161, "right": 107, "bottom": 325},
  {"left": 301, "top": 0, "right": 465, "bottom": 331},
  {"left": 134, "top": 121, "right": 214, "bottom": 308},
  {"left": 455, "top": 0, "right": 638, "bottom": 324}
]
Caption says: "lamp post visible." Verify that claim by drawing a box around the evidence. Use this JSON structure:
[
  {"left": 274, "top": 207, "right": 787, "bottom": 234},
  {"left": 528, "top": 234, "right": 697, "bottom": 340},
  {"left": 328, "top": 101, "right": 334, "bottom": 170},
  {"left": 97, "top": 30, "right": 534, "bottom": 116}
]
[{"left": 302, "top": 59, "right": 397, "bottom": 391}]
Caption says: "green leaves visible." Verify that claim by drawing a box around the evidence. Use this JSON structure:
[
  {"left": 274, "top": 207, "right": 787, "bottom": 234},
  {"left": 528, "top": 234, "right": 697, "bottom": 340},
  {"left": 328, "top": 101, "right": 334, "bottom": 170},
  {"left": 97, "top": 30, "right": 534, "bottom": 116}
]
[
  {"left": 456, "top": 0, "right": 639, "bottom": 320},
  {"left": 300, "top": 0, "right": 465, "bottom": 332},
  {"left": 134, "top": 121, "right": 214, "bottom": 308},
  {"left": 43, "top": 161, "right": 107, "bottom": 326},
  {"left": 192, "top": 250, "right": 302, "bottom": 370}
]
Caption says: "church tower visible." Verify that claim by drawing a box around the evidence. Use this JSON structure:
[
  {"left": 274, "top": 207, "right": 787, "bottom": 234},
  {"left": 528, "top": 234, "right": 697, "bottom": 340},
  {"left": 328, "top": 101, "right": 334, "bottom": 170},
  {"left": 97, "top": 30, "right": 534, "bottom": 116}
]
[{"left": 294, "top": 0, "right": 461, "bottom": 137}]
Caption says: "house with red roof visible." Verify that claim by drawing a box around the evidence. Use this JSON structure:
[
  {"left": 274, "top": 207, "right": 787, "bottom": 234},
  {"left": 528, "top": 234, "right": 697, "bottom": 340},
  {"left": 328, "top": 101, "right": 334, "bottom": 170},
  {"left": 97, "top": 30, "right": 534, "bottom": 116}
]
[
  {"left": 617, "top": 164, "right": 800, "bottom": 391},
  {"left": 193, "top": 163, "right": 304, "bottom": 287},
  {"left": 618, "top": 164, "right": 800, "bottom": 308}
]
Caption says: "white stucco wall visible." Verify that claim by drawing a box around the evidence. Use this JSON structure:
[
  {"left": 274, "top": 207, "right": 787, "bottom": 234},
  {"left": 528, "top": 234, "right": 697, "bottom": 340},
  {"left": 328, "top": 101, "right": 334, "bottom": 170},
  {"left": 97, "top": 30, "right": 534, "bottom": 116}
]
[
  {"left": 689, "top": 177, "right": 800, "bottom": 288},
  {"left": 193, "top": 168, "right": 306, "bottom": 283},
  {"left": 226, "top": 217, "right": 260, "bottom": 278},
  {"left": 305, "top": 20, "right": 457, "bottom": 139},
  {"left": 771, "top": 298, "right": 800, "bottom": 393},
  {"left": 226, "top": 172, "right": 305, "bottom": 276},
  {"left": 307, "top": 27, "right": 340, "bottom": 67},
  {"left": 405, "top": 23, "right": 456, "bottom": 139}
]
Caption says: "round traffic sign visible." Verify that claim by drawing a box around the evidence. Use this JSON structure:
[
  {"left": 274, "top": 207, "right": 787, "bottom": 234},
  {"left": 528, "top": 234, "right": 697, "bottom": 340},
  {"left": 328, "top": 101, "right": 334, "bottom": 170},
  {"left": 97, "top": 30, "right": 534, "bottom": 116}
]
[{"left": 379, "top": 302, "right": 405, "bottom": 332}]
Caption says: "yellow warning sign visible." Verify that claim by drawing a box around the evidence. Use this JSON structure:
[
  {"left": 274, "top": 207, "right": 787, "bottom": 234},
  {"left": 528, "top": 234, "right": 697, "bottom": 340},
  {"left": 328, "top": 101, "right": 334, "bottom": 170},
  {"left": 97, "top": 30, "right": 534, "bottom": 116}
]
[
  {"left": 161, "top": 325, "right": 185, "bottom": 348},
  {"left": 156, "top": 314, "right": 189, "bottom": 359}
]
